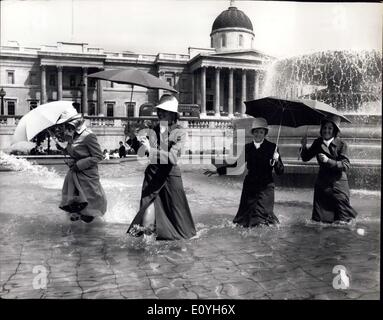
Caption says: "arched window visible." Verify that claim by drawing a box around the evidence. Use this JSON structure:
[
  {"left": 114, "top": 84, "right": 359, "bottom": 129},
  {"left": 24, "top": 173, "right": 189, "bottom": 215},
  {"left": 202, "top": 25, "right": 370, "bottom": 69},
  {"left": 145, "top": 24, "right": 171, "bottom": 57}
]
[
  {"left": 239, "top": 34, "right": 243, "bottom": 47},
  {"left": 221, "top": 34, "right": 226, "bottom": 47}
]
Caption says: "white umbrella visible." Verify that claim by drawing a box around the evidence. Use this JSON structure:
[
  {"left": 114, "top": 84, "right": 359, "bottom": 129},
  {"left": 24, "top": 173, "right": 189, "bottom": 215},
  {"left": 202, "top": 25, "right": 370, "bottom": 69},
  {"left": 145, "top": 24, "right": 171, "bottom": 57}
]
[{"left": 12, "top": 101, "right": 76, "bottom": 144}]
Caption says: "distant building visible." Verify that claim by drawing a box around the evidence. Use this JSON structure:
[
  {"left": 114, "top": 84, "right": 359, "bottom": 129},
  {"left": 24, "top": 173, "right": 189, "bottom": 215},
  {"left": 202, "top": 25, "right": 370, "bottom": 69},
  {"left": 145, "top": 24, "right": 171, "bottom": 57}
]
[{"left": 0, "top": 4, "right": 273, "bottom": 119}]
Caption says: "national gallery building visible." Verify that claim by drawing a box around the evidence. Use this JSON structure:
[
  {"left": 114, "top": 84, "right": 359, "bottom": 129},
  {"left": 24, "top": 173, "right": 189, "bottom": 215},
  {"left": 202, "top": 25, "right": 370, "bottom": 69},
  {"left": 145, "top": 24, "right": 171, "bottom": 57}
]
[{"left": 0, "top": 4, "right": 273, "bottom": 120}]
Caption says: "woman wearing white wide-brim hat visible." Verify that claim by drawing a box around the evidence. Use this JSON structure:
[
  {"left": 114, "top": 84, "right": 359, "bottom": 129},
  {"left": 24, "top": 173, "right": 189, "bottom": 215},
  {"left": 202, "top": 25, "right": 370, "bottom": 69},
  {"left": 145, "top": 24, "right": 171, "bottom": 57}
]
[
  {"left": 52, "top": 106, "right": 107, "bottom": 223},
  {"left": 300, "top": 114, "right": 357, "bottom": 224},
  {"left": 205, "top": 117, "right": 284, "bottom": 228},
  {"left": 127, "top": 94, "right": 196, "bottom": 240}
]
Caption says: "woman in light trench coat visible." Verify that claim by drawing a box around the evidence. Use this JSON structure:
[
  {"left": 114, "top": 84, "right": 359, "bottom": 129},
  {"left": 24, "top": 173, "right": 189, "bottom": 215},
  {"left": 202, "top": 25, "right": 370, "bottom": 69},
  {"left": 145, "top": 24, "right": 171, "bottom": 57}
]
[{"left": 53, "top": 107, "right": 107, "bottom": 223}]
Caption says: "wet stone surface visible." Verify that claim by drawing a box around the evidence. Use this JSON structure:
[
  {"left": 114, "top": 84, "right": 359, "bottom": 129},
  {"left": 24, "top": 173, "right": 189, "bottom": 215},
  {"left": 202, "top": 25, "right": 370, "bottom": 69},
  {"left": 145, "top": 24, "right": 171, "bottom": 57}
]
[{"left": 0, "top": 161, "right": 380, "bottom": 299}]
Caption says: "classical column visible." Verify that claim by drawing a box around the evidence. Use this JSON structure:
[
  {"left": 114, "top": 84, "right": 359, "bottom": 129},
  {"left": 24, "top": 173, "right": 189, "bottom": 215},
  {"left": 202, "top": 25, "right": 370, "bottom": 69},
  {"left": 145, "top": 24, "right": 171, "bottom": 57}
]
[
  {"left": 228, "top": 68, "right": 234, "bottom": 117},
  {"left": 241, "top": 69, "right": 247, "bottom": 115},
  {"left": 214, "top": 67, "right": 220, "bottom": 117},
  {"left": 97, "top": 79, "right": 104, "bottom": 116},
  {"left": 158, "top": 71, "right": 164, "bottom": 100},
  {"left": 82, "top": 67, "right": 88, "bottom": 115},
  {"left": 200, "top": 67, "right": 206, "bottom": 117},
  {"left": 133, "top": 102, "right": 139, "bottom": 118},
  {"left": 40, "top": 65, "right": 47, "bottom": 104},
  {"left": 191, "top": 71, "right": 195, "bottom": 104},
  {"left": 253, "top": 70, "right": 259, "bottom": 99},
  {"left": 57, "top": 66, "right": 63, "bottom": 100}
]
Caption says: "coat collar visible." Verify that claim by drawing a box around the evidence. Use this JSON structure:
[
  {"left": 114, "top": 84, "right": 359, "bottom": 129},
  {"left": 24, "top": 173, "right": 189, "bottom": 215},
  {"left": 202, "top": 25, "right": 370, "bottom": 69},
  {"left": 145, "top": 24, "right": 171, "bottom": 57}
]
[{"left": 320, "top": 136, "right": 341, "bottom": 147}]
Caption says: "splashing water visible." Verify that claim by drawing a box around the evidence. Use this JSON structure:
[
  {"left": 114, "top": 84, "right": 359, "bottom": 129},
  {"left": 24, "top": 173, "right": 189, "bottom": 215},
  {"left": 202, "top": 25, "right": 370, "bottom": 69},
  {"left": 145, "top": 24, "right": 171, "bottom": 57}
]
[
  {"left": 0, "top": 151, "right": 56, "bottom": 175},
  {"left": 261, "top": 50, "right": 382, "bottom": 115}
]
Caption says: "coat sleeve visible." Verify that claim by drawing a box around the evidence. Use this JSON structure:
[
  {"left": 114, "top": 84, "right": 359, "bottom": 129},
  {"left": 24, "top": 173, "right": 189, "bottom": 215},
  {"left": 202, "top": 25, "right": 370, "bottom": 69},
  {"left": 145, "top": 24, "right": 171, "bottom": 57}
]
[
  {"left": 273, "top": 147, "right": 284, "bottom": 175},
  {"left": 300, "top": 138, "right": 319, "bottom": 162},
  {"left": 75, "top": 133, "right": 103, "bottom": 171},
  {"left": 148, "top": 129, "right": 187, "bottom": 165},
  {"left": 324, "top": 141, "right": 351, "bottom": 172},
  {"left": 216, "top": 144, "right": 247, "bottom": 176}
]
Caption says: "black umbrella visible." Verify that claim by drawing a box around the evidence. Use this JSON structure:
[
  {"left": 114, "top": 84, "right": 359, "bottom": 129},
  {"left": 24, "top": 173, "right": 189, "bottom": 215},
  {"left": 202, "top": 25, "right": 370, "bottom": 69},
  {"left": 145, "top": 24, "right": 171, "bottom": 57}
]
[
  {"left": 88, "top": 68, "right": 177, "bottom": 93},
  {"left": 245, "top": 96, "right": 327, "bottom": 165},
  {"left": 88, "top": 68, "right": 177, "bottom": 136},
  {"left": 296, "top": 98, "right": 351, "bottom": 123}
]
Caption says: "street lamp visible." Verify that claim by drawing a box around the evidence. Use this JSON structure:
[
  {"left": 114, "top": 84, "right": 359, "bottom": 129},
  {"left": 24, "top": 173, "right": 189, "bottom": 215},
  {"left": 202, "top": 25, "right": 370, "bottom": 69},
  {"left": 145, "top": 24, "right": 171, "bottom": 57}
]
[{"left": 0, "top": 88, "right": 6, "bottom": 115}]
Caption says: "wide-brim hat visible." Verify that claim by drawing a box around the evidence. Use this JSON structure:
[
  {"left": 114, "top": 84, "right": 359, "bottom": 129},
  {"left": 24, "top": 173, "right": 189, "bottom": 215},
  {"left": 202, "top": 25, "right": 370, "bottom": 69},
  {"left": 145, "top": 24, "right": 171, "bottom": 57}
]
[
  {"left": 320, "top": 114, "right": 341, "bottom": 133},
  {"left": 250, "top": 117, "right": 269, "bottom": 134},
  {"left": 56, "top": 107, "right": 82, "bottom": 125},
  {"left": 155, "top": 95, "right": 179, "bottom": 113}
]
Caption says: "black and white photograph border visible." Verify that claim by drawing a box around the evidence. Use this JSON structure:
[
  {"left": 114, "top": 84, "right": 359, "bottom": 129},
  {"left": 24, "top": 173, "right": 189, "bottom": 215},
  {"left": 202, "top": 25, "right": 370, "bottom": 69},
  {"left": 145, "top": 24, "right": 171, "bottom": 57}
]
[{"left": 0, "top": 0, "right": 381, "bottom": 309}]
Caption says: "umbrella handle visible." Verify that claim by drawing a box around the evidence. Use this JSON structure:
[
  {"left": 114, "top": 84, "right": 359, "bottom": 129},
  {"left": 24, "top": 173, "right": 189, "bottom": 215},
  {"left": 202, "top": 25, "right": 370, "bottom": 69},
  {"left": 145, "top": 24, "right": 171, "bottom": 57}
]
[{"left": 270, "top": 145, "right": 277, "bottom": 167}]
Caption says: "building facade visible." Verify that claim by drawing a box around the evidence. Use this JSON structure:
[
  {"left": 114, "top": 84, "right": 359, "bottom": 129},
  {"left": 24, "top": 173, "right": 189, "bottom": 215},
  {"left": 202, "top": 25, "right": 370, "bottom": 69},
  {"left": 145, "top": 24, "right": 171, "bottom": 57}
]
[{"left": 0, "top": 4, "right": 273, "bottom": 119}]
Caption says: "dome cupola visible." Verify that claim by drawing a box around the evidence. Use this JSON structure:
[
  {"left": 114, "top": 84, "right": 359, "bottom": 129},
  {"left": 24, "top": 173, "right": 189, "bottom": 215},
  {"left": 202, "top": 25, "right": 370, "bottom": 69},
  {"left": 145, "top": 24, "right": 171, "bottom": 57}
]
[{"left": 210, "top": 3, "right": 255, "bottom": 53}]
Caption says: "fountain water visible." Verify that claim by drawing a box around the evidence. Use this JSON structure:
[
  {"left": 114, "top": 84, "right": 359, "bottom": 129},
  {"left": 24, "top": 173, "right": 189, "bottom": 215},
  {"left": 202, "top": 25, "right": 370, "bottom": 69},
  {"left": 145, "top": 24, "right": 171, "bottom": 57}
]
[{"left": 235, "top": 50, "right": 382, "bottom": 190}]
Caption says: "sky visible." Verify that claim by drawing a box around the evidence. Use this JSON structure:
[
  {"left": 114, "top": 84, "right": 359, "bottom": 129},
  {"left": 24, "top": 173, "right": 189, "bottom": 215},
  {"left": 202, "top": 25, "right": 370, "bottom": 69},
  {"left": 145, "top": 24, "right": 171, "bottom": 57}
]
[{"left": 0, "top": 0, "right": 382, "bottom": 59}]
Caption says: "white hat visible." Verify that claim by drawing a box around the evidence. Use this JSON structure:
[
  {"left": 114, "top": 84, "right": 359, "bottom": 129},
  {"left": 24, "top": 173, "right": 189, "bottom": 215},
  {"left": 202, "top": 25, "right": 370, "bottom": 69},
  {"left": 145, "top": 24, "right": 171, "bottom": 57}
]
[
  {"left": 250, "top": 117, "right": 269, "bottom": 134},
  {"left": 155, "top": 95, "right": 179, "bottom": 113},
  {"left": 56, "top": 107, "right": 81, "bottom": 125}
]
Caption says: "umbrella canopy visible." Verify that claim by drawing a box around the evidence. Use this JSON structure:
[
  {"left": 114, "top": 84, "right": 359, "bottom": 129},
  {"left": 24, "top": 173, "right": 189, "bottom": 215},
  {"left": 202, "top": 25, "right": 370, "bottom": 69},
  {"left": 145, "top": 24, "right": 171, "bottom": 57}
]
[
  {"left": 12, "top": 101, "right": 76, "bottom": 144},
  {"left": 245, "top": 96, "right": 326, "bottom": 128},
  {"left": 296, "top": 98, "right": 351, "bottom": 123},
  {"left": 88, "top": 69, "right": 177, "bottom": 93}
]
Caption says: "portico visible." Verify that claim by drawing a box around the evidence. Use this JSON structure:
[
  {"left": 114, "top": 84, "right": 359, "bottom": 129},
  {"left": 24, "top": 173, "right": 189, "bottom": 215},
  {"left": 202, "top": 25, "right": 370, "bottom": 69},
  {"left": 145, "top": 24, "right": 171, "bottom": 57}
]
[{"left": 188, "top": 52, "right": 268, "bottom": 118}]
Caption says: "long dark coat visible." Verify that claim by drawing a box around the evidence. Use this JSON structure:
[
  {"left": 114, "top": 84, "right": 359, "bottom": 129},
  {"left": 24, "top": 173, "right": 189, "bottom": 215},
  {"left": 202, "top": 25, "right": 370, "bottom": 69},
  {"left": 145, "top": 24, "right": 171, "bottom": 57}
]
[
  {"left": 127, "top": 124, "right": 196, "bottom": 240},
  {"left": 301, "top": 136, "right": 358, "bottom": 223},
  {"left": 217, "top": 139, "right": 284, "bottom": 227},
  {"left": 59, "top": 129, "right": 107, "bottom": 217}
]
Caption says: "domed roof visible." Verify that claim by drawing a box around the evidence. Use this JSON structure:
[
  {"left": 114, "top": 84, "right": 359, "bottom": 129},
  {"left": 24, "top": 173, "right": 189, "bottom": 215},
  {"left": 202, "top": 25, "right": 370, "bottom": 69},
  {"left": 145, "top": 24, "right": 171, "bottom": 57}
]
[{"left": 212, "top": 6, "right": 253, "bottom": 32}]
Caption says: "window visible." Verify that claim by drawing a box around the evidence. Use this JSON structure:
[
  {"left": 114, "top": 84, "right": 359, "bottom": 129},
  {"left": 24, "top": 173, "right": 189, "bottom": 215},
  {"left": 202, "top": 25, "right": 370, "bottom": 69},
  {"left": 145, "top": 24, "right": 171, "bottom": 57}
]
[
  {"left": 166, "top": 77, "right": 173, "bottom": 87},
  {"left": 180, "top": 78, "right": 188, "bottom": 90},
  {"left": 29, "top": 100, "right": 39, "bottom": 110},
  {"left": 70, "top": 75, "right": 76, "bottom": 87},
  {"left": 88, "top": 102, "right": 96, "bottom": 116},
  {"left": 30, "top": 72, "right": 38, "bottom": 85},
  {"left": 7, "top": 100, "right": 15, "bottom": 115},
  {"left": 221, "top": 34, "right": 226, "bottom": 47},
  {"left": 125, "top": 102, "right": 135, "bottom": 117},
  {"left": 7, "top": 71, "right": 15, "bottom": 84},
  {"left": 206, "top": 78, "right": 212, "bottom": 89},
  {"left": 239, "top": 34, "right": 243, "bottom": 47},
  {"left": 89, "top": 79, "right": 97, "bottom": 88},
  {"left": 49, "top": 74, "right": 56, "bottom": 86},
  {"left": 106, "top": 103, "right": 114, "bottom": 117}
]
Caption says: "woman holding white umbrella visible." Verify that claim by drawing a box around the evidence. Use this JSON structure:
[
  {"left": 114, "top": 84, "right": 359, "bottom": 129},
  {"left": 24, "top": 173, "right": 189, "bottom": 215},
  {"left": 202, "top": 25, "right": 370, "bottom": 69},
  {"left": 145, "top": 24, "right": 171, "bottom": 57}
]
[{"left": 53, "top": 107, "right": 107, "bottom": 223}]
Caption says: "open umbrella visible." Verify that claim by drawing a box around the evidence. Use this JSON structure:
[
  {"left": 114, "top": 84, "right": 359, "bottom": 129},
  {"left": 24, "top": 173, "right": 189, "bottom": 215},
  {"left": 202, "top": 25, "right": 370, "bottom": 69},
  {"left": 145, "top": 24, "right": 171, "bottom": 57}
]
[
  {"left": 12, "top": 101, "right": 76, "bottom": 144},
  {"left": 245, "top": 96, "right": 352, "bottom": 164},
  {"left": 245, "top": 96, "right": 327, "bottom": 165},
  {"left": 89, "top": 68, "right": 177, "bottom": 113},
  {"left": 88, "top": 69, "right": 177, "bottom": 93},
  {"left": 296, "top": 98, "right": 351, "bottom": 123},
  {"left": 88, "top": 68, "right": 177, "bottom": 137}
]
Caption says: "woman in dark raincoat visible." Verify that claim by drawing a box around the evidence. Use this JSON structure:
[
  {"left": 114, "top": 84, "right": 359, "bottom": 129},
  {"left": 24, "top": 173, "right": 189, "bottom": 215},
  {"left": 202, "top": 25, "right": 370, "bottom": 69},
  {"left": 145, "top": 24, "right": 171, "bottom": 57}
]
[
  {"left": 300, "top": 115, "right": 357, "bottom": 224},
  {"left": 127, "top": 94, "right": 196, "bottom": 240},
  {"left": 54, "top": 107, "right": 107, "bottom": 223},
  {"left": 205, "top": 118, "right": 284, "bottom": 227}
]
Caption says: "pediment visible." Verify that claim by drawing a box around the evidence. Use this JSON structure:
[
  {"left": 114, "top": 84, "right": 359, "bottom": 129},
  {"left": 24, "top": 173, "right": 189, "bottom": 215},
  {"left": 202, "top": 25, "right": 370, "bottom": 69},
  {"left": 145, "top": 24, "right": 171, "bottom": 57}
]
[{"left": 211, "top": 50, "right": 274, "bottom": 61}]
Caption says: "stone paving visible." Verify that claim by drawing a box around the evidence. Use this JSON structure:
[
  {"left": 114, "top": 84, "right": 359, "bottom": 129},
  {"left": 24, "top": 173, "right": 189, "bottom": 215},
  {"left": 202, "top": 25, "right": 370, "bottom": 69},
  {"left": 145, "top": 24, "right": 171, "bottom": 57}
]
[{"left": 0, "top": 164, "right": 380, "bottom": 300}]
